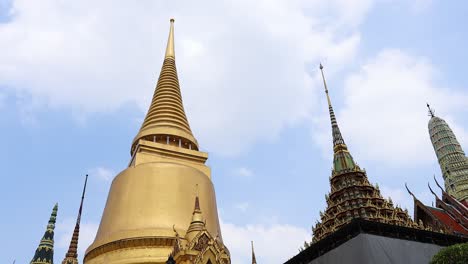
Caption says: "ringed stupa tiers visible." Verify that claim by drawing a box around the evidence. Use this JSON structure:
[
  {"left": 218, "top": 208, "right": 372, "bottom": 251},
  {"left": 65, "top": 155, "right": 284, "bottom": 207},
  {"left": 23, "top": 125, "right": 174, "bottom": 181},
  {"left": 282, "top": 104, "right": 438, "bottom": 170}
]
[
  {"left": 427, "top": 104, "right": 468, "bottom": 205},
  {"left": 84, "top": 19, "right": 229, "bottom": 263}
]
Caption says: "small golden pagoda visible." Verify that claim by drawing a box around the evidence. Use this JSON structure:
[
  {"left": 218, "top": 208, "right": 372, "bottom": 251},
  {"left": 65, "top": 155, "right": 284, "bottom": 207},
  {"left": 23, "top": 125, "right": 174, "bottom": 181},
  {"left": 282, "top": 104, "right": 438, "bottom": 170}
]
[
  {"left": 169, "top": 189, "right": 230, "bottom": 263},
  {"left": 84, "top": 19, "right": 229, "bottom": 264},
  {"left": 312, "top": 64, "right": 417, "bottom": 242}
]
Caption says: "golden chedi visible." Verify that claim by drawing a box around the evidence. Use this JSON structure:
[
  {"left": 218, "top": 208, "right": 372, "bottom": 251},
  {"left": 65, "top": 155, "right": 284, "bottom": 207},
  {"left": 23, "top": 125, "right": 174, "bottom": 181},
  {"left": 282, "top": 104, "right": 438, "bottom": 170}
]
[{"left": 84, "top": 19, "right": 230, "bottom": 264}]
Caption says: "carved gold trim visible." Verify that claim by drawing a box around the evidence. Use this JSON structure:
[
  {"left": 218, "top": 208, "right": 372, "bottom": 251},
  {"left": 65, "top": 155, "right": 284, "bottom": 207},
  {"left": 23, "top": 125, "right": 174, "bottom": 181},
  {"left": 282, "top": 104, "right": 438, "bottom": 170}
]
[{"left": 84, "top": 237, "right": 176, "bottom": 262}]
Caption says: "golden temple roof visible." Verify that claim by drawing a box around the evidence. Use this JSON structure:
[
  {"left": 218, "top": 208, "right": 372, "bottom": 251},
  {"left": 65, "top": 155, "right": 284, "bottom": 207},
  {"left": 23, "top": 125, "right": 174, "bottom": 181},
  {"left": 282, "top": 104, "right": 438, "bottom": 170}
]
[{"left": 132, "top": 19, "right": 198, "bottom": 154}]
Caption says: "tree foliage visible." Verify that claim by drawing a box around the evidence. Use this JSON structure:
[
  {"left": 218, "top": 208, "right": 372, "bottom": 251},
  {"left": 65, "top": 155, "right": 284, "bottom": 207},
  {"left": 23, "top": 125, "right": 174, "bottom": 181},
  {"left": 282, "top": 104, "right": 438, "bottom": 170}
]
[{"left": 430, "top": 243, "right": 468, "bottom": 264}]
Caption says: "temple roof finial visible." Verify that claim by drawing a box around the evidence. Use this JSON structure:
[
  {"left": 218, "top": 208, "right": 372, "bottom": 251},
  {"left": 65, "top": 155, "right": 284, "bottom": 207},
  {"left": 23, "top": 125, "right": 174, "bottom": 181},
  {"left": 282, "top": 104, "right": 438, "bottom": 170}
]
[
  {"left": 185, "top": 185, "right": 205, "bottom": 241},
  {"left": 62, "top": 175, "right": 88, "bottom": 264},
  {"left": 165, "top": 19, "right": 175, "bottom": 59},
  {"left": 251, "top": 241, "right": 257, "bottom": 264},
  {"left": 319, "top": 63, "right": 331, "bottom": 106},
  {"left": 434, "top": 175, "right": 444, "bottom": 192},
  {"left": 427, "top": 103, "right": 435, "bottom": 118},
  {"left": 428, "top": 182, "right": 440, "bottom": 201},
  {"left": 319, "top": 64, "right": 358, "bottom": 174},
  {"left": 405, "top": 183, "right": 417, "bottom": 201},
  {"left": 319, "top": 64, "right": 346, "bottom": 151},
  {"left": 194, "top": 184, "right": 201, "bottom": 212}
]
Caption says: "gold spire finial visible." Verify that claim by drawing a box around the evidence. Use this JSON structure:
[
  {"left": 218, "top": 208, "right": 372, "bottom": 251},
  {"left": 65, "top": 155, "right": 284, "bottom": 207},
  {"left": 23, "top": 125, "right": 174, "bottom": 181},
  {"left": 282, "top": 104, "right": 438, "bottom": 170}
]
[
  {"left": 319, "top": 63, "right": 331, "bottom": 105},
  {"left": 165, "top": 19, "right": 175, "bottom": 59},
  {"left": 185, "top": 188, "right": 205, "bottom": 241},
  {"left": 194, "top": 184, "right": 201, "bottom": 212},
  {"left": 319, "top": 63, "right": 349, "bottom": 154}
]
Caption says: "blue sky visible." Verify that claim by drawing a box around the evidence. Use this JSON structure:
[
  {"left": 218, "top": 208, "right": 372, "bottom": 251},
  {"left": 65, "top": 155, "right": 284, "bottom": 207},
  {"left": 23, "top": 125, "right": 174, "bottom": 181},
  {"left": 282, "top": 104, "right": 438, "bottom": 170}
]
[{"left": 1, "top": 0, "right": 467, "bottom": 263}]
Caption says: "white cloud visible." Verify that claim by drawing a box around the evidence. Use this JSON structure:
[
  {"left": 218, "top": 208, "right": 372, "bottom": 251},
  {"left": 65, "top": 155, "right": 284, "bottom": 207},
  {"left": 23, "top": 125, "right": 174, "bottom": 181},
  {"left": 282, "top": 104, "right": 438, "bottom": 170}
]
[
  {"left": 221, "top": 219, "right": 309, "bottom": 264},
  {"left": 314, "top": 49, "right": 468, "bottom": 168},
  {"left": 0, "top": 0, "right": 375, "bottom": 156},
  {"left": 233, "top": 167, "right": 254, "bottom": 178},
  {"left": 88, "top": 167, "right": 114, "bottom": 182},
  {"left": 56, "top": 218, "right": 98, "bottom": 261}
]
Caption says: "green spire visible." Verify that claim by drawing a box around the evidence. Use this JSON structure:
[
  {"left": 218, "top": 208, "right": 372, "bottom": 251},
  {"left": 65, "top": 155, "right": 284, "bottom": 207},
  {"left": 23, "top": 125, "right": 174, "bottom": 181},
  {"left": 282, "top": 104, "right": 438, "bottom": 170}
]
[
  {"left": 31, "top": 203, "right": 58, "bottom": 264},
  {"left": 319, "top": 64, "right": 358, "bottom": 174}
]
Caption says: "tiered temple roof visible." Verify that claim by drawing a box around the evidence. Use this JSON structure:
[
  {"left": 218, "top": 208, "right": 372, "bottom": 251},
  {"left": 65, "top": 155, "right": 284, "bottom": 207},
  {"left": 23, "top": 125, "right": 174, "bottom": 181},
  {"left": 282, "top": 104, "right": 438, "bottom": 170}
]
[
  {"left": 312, "top": 65, "right": 417, "bottom": 243},
  {"left": 427, "top": 104, "right": 468, "bottom": 205},
  {"left": 30, "top": 204, "right": 58, "bottom": 264},
  {"left": 406, "top": 176, "right": 468, "bottom": 236}
]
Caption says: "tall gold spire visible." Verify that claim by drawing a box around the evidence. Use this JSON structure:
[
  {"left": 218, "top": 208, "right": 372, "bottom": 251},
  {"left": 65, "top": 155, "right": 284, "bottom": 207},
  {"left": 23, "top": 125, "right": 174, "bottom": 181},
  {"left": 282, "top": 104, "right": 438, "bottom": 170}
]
[
  {"left": 132, "top": 19, "right": 198, "bottom": 155},
  {"left": 319, "top": 64, "right": 348, "bottom": 153},
  {"left": 165, "top": 19, "right": 175, "bottom": 58},
  {"left": 319, "top": 64, "right": 357, "bottom": 173}
]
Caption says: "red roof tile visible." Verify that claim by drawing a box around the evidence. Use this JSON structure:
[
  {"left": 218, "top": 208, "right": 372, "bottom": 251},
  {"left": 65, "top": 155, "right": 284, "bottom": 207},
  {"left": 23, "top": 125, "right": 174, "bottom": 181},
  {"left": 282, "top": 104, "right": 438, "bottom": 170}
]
[{"left": 429, "top": 208, "right": 468, "bottom": 235}]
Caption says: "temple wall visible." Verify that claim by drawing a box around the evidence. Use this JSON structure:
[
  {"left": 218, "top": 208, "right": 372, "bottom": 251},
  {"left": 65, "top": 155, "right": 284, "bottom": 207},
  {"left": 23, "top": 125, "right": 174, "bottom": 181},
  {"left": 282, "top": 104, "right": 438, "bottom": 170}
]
[{"left": 307, "top": 234, "right": 443, "bottom": 264}]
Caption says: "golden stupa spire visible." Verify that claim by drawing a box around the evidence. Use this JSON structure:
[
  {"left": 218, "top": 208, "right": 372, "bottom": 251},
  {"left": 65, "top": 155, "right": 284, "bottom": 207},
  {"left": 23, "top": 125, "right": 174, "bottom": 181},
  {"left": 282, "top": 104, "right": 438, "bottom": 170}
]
[
  {"left": 132, "top": 19, "right": 198, "bottom": 155},
  {"left": 165, "top": 19, "right": 175, "bottom": 58}
]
